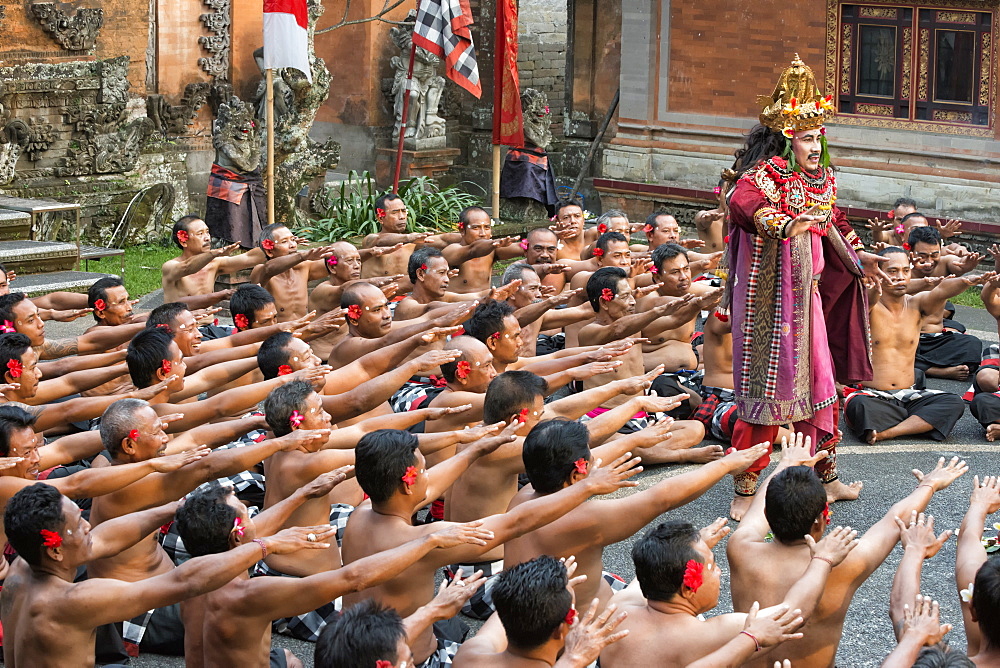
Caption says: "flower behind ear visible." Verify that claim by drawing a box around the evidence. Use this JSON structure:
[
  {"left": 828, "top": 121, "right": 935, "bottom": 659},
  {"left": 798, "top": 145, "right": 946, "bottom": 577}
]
[
  {"left": 40, "top": 529, "right": 62, "bottom": 548},
  {"left": 683, "top": 559, "right": 704, "bottom": 592}
]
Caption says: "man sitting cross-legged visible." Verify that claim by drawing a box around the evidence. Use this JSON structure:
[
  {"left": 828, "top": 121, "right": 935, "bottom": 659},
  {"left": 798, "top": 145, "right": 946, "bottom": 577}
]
[
  {"left": 440, "top": 206, "right": 523, "bottom": 294},
  {"left": 452, "top": 555, "right": 631, "bottom": 668},
  {"left": 341, "top": 428, "right": 641, "bottom": 666},
  {"left": 501, "top": 263, "right": 595, "bottom": 357},
  {"left": 727, "top": 433, "right": 969, "bottom": 668},
  {"left": 250, "top": 222, "right": 338, "bottom": 322},
  {"left": 175, "top": 469, "right": 494, "bottom": 668},
  {"left": 600, "top": 519, "right": 856, "bottom": 667},
  {"left": 503, "top": 420, "right": 769, "bottom": 613},
  {"left": 0, "top": 483, "right": 330, "bottom": 668},
  {"left": 843, "top": 248, "right": 975, "bottom": 443},
  {"left": 954, "top": 474, "right": 1000, "bottom": 667}
]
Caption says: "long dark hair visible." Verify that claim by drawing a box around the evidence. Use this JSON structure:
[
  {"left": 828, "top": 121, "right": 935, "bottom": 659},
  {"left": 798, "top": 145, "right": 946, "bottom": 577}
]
[{"left": 732, "top": 124, "right": 785, "bottom": 177}]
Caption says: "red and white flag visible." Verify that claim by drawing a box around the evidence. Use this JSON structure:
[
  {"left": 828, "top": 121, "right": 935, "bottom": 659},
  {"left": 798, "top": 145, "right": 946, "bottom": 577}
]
[
  {"left": 263, "top": 0, "right": 312, "bottom": 82},
  {"left": 413, "top": 0, "right": 481, "bottom": 98}
]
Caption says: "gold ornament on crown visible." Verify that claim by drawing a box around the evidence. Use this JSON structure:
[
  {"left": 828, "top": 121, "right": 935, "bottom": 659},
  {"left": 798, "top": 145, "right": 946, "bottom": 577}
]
[{"left": 757, "top": 54, "right": 836, "bottom": 139}]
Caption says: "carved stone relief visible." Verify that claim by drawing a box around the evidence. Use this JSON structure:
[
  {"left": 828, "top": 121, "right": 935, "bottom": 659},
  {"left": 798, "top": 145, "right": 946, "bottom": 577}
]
[
  {"left": 30, "top": 2, "right": 104, "bottom": 52},
  {"left": 61, "top": 104, "right": 153, "bottom": 175},
  {"left": 521, "top": 88, "right": 553, "bottom": 150},
  {"left": 23, "top": 117, "right": 55, "bottom": 162},
  {"left": 199, "top": 0, "right": 231, "bottom": 82},
  {"left": 147, "top": 82, "right": 210, "bottom": 137}
]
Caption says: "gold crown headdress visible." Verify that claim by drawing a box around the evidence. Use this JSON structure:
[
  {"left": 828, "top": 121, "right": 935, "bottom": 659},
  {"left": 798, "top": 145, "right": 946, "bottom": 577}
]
[{"left": 757, "top": 55, "right": 835, "bottom": 138}]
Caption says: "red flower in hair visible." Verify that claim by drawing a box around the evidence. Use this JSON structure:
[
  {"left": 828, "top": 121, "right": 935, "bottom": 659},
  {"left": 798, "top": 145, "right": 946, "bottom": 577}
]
[
  {"left": 94, "top": 299, "right": 107, "bottom": 311},
  {"left": 894, "top": 223, "right": 905, "bottom": 235},
  {"left": 261, "top": 238, "right": 275, "bottom": 251},
  {"left": 600, "top": 288, "right": 614, "bottom": 302},
  {"left": 420, "top": 263, "right": 428, "bottom": 272},
  {"left": 128, "top": 429, "right": 139, "bottom": 441},
  {"left": 489, "top": 332, "right": 500, "bottom": 342},
  {"left": 887, "top": 210, "right": 895, "bottom": 219},
  {"left": 401, "top": 465, "right": 418, "bottom": 486},
  {"left": 564, "top": 608, "right": 577, "bottom": 625},
  {"left": 159, "top": 521, "right": 174, "bottom": 535},
  {"left": 176, "top": 230, "right": 189, "bottom": 243},
  {"left": 683, "top": 559, "right": 704, "bottom": 592},
  {"left": 277, "top": 364, "right": 293, "bottom": 376},
  {"left": 376, "top": 661, "right": 393, "bottom": 668},
  {"left": 161, "top": 359, "right": 172, "bottom": 376},
  {"left": 0, "top": 320, "right": 14, "bottom": 333},
  {"left": 517, "top": 408, "right": 529, "bottom": 423},
  {"left": 822, "top": 502, "right": 831, "bottom": 523},
  {"left": 903, "top": 242, "right": 912, "bottom": 251},
  {"left": 347, "top": 304, "right": 363, "bottom": 321},
  {"left": 650, "top": 266, "right": 659, "bottom": 274},
  {"left": 289, "top": 410, "right": 304, "bottom": 428},
  {"left": 6, "top": 358, "right": 21, "bottom": 379},
  {"left": 376, "top": 208, "right": 386, "bottom": 218},
  {"left": 644, "top": 224, "right": 653, "bottom": 233},
  {"left": 713, "top": 311, "right": 729, "bottom": 323},
  {"left": 519, "top": 239, "right": 528, "bottom": 250},
  {"left": 455, "top": 360, "right": 471, "bottom": 379},
  {"left": 574, "top": 458, "right": 588, "bottom": 475},
  {"left": 597, "top": 223, "right": 608, "bottom": 234},
  {"left": 592, "top": 248, "right": 604, "bottom": 257},
  {"left": 723, "top": 235, "right": 730, "bottom": 243},
  {"left": 40, "top": 529, "right": 62, "bottom": 548},
  {"left": 457, "top": 221, "right": 465, "bottom": 230},
  {"left": 327, "top": 255, "right": 338, "bottom": 267},
  {"left": 234, "top": 313, "right": 249, "bottom": 330}
]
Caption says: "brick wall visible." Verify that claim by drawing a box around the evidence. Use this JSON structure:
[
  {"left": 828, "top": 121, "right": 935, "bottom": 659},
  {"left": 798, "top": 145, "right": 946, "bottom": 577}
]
[
  {"left": 667, "top": 0, "right": 827, "bottom": 117},
  {"left": 517, "top": 0, "right": 568, "bottom": 124}
]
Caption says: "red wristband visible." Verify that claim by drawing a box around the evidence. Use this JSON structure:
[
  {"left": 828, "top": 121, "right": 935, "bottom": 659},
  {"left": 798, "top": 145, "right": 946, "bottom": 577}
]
[
  {"left": 252, "top": 538, "right": 267, "bottom": 561},
  {"left": 740, "top": 630, "right": 761, "bottom": 651},
  {"left": 812, "top": 555, "right": 835, "bottom": 568}
]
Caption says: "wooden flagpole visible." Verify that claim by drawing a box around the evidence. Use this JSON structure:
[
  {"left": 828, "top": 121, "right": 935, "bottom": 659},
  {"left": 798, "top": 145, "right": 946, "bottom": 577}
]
[
  {"left": 266, "top": 68, "right": 276, "bottom": 226},
  {"left": 393, "top": 0, "right": 422, "bottom": 193}
]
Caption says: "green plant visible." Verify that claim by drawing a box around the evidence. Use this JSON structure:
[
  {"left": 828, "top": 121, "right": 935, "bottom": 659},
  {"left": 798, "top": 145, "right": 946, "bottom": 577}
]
[{"left": 301, "top": 171, "right": 484, "bottom": 243}]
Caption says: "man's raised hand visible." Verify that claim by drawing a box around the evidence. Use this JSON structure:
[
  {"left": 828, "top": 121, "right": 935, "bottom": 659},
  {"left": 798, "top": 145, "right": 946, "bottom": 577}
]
[
  {"left": 700, "top": 517, "right": 731, "bottom": 549},
  {"left": 584, "top": 453, "right": 642, "bottom": 494},
  {"left": 454, "top": 420, "right": 505, "bottom": 443},
  {"left": 777, "top": 432, "right": 828, "bottom": 468},
  {"left": 412, "top": 348, "right": 461, "bottom": 372},
  {"left": 211, "top": 242, "right": 242, "bottom": 258},
  {"left": 369, "top": 242, "right": 405, "bottom": 257},
  {"left": 488, "top": 279, "right": 522, "bottom": 302},
  {"left": 970, "top": 475, "right": 1000, "bottom": 513},
  {"left": 434, "top": 301, "right": 477, "bottom": 328},
  {"left": 570, "top": 360, "right": 624, "bottom": 380},
  {"left": 589, "top": 337, "right": 642, "bottom": 361},
  {"left": 679, "top": 238, "right": 707, "bottom": 250},
  {"left": 901, "top": 594, "right": 951, "bottom": 647},
  {"left": 419, "top": 325, "right": 464, "bottom": 345},
  {"left": 301, "top": 245, "right": 337, "bottom": 262},
  {"left": 560, "top": 598, "right": 629, "bottom": 668},
  {"left": 149, "top": 445, "right": 211, "bottom": 473},
  {"left": 912, "top": 456, "right": 968, "bottom": 492},
  {"left": 804, "top": 525, "right": 859, "bottom": 567},
  {"left": 894, "top": 511, "right": 951, "bottom": 559},
  {"left": 546, "top": 286, "right": 583, "bottom": 307},
  {"left": 615, "top": 364, "right": 664, "bottom": 396},
  {"left": 430, "top": 520, "right": 496, "bottom": 549},
  {"left": 301, "top": 466, "right": 355, "bottom": 499},
  {"left": 427, "top": 568, "right": 486, "bottom": 618},
  {"left": 935, "top": 218, "right": 963, "bottom": 239},
  {"left": 291, "top": 364, "right": 331, "bottom": 390},
  {"left": 722, "top": 442, "right": 772, "bottom": 474},
  {"left": 263, "top": 525, "right": 337, "bottom": 553},
  {"left": 424, "top": 404, "right": 473, "bottom": 421},
  {"left": 278, "top": 428, "right": 332, "bottom": 452}
]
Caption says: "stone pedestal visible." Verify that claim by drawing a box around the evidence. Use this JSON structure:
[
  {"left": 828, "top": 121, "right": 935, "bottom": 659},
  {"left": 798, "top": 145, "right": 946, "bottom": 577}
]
[{"left": 375, "top": 147, "right": 461, "bottom": 188}]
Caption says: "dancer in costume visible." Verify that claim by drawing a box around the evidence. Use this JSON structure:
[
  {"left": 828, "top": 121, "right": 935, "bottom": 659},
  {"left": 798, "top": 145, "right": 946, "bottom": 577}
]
[{"left": 722, "top": 55, "right": 886, "bottom": 520}]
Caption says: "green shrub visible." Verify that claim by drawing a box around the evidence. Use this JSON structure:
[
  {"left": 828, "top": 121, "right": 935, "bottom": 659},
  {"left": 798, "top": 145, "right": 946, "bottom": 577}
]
[{"left": 301, "top": 171, "right": 484, "bottom": 243}]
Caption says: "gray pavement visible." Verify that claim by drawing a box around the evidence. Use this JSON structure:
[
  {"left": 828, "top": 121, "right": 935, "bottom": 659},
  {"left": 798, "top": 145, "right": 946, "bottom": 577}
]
[{"left": 46, "top": 302, "right": 999, "bottom": 667}]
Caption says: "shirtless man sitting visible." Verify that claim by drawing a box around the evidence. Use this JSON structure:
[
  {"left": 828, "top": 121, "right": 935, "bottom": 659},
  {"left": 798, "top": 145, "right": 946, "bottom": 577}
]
[
  {"left": 577, "top": 267, "right": 706, "bottom": 447},
  {"left": 867, "top": 197, "right": 918, "bottom": 248},
  {"left": 954, "top": 475, "right": 1000, "bottom": 667},
  {"left": 249, "top": 222, "right": 337, "bottom": 322},
  {"left": 83, "top": 276, "right": 148, "bottom": 397},
  {"left": 362, "top": 193, "right": 445, "bottom": 279},
  {"left": 727, "top": 433, "right": 969, "bottom": 668},
  {"left": 0, "top": 482, "right": 330, "bottom": 668},
  {"left": 843, "top": 248, "right": 973, "bottom": 443},
  {"left": 551, "top": 200, "right": 588, "bottom": 262},
  {"left": 453, "top": 556, "right": 630, "bottom": 668},
  {"left": 502, "top": 263, "right": 595, "bottom": 357},
  {"left": 160, "top": 214, "right": 262, "bottom": 306},
  {"left": 904, "top": 226, "right": 984, "bottom": 379},
  {"left": 340, "top": 428, "right": 641, "bottom": 666},
  {"left": 440, "top": 206, "right": 523, "bottom": 294},
  {"left": 393, "top": 247, "right": 490, "bottom": 321},
  {"left": 639, "top": 243, "right": 723, "bottom": 413},
  {"left": 600, "top": 518, "right": 856, "bottom": 667},
  {"left": 971, "top": 275, "right": 1000, "bottom": 440},
  {"left": 521, "top": 227, "right": 575, "bottom": 294},
  {"left": 503, "top": 420, "right": 768, "bottom": 615},
  {"left": 175, "top": 471, "right": 492, "bottom": 668}
]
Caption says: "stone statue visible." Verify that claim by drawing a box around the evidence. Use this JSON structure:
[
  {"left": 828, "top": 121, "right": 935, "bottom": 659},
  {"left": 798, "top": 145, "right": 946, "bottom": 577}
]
[
  {"left": 0, "top": 92, "right": 29, "bottom": 185},
  {"left": 499, "top": 88, "right": 558, "bottom": 220},
  {"left": 252, "top": 0, "right": 340, "bottom": 226},
  {"left": 521, "top": 88, "right": 553, "bottom": 149},
  {"left": 388, "top": 10, "right": 446, "bottom": 146},
  {"left": 205, "top": 96, "right": 266, "bottom": 248}
]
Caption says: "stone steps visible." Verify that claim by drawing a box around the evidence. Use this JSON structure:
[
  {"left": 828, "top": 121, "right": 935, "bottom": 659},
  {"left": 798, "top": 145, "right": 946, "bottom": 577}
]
[
  {"left": 0, "top": 240, "right": 79, "bottom": 275},
  {"left": 0, "top": 211, "right": 31, "bottom": 241},
  {"left": 10, "top": 270, "right": 115, "bottom": 296}
]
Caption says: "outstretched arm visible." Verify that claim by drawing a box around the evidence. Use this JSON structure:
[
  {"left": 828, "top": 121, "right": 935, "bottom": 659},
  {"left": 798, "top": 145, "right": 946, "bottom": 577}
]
[
  {"left": 955, "top": 475, "right": 1000, "bottom": 655},
  {"left": 25, "top": 363, "right": 131, "bottom": 404},
  {"left": 888, "top": 513, "right": 951, "bottom": 640}
]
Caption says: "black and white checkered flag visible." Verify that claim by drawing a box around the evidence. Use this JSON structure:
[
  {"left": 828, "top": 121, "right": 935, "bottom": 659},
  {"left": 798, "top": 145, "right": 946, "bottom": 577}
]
[{"left": 412, "top": 0, "right": 482, "bottom": 98}]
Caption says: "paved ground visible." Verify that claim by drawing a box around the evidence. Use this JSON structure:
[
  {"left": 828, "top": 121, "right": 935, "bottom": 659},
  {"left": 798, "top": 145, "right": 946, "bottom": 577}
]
[{"left": 43, "top": 300, "right": 998, "bottom": 667}]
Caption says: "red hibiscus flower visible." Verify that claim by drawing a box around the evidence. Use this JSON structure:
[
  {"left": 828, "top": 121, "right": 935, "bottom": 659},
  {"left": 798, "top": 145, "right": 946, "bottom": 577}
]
[
  {"left": 574, "top": 458, "right": 588, "bottom": 475},
  {"left": 261, "top": 238, "right": 275, "bottom": 251},
  {"left": 644, "top": 224, "right": 653, "bottom": 233},
  {"left": 128, "top": 429, "right": 139, "bottom": 441},
  {"left": 597, "top": 223, "right": 608, "bottom": 234},
  {"left": 40, "top": 529, "right": 62, "bottom": 548},
  {"left": 600, "top": 288, "right": 614, "bottom": 302},
  {"left": 401, "top": 465, "right": 418, "bottom": 486},
  {"left": 176, "top": 230, "right": 189, "bottom": 243},
  {"left": 592, "top": 248, "right": 604, "bottom": 257},
  {"left": 376, "top": 208, "right": 386, "bottom": 218},
  {"left": 6, "top": 358, "right": 22, "bottom": 379},
  {"left": 683, "top": 559, "right": 704, "bottom": 592},
  {"left": 903, "top": 242, "right": 911, "bottom": 251},
  {"left": 650, "top": 266, "right": 659, "bottom": 274},
  {"left": 327, "top": 255, "right": 338, "bottom": 267},
  {"left": 822, "top": 502, "right": 831, "bottom": 523},
  {"left": 234, "top": 313, "right": 249, "bottom": 330},
  {"left": 94, "top": 298, "right": 106, "bottom": 311},
  {"left": 713, "top": 311, "right": 729, "bottom": 323},
  {"left": 347, "top": 304, "right": 363, "bottom": 321},
  {"left": 161, "top": 359, "right": 172, "bottom": 376},
  {"left": 277, "top": 364, "right": 293, "bottom": 376},
  {"left": 376, "top": 661, "right": 393, "bottom": 668},
  {"left": 564, "top": 608, "right": 577, "bottom": 625},
  {"left": 517, "top": 408, "right": 529, "bottom": 423},
  {"left": 455, "top": 360, "right": 471, "bottom": 379},
  {"left": 457, "top": 221, "right": 465, "bottom": 230}
]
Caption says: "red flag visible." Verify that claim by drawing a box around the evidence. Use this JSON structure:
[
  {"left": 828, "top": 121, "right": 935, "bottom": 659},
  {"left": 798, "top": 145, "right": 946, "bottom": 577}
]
[
  {"left": 263, "top": 0, "right": 312, "bottom": 82},
  {"left": 492, "top": 0, "right": 523, "bottom": 146},
  {"left": 413, "top": 0, "right": 481, "bottom": 98}
]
